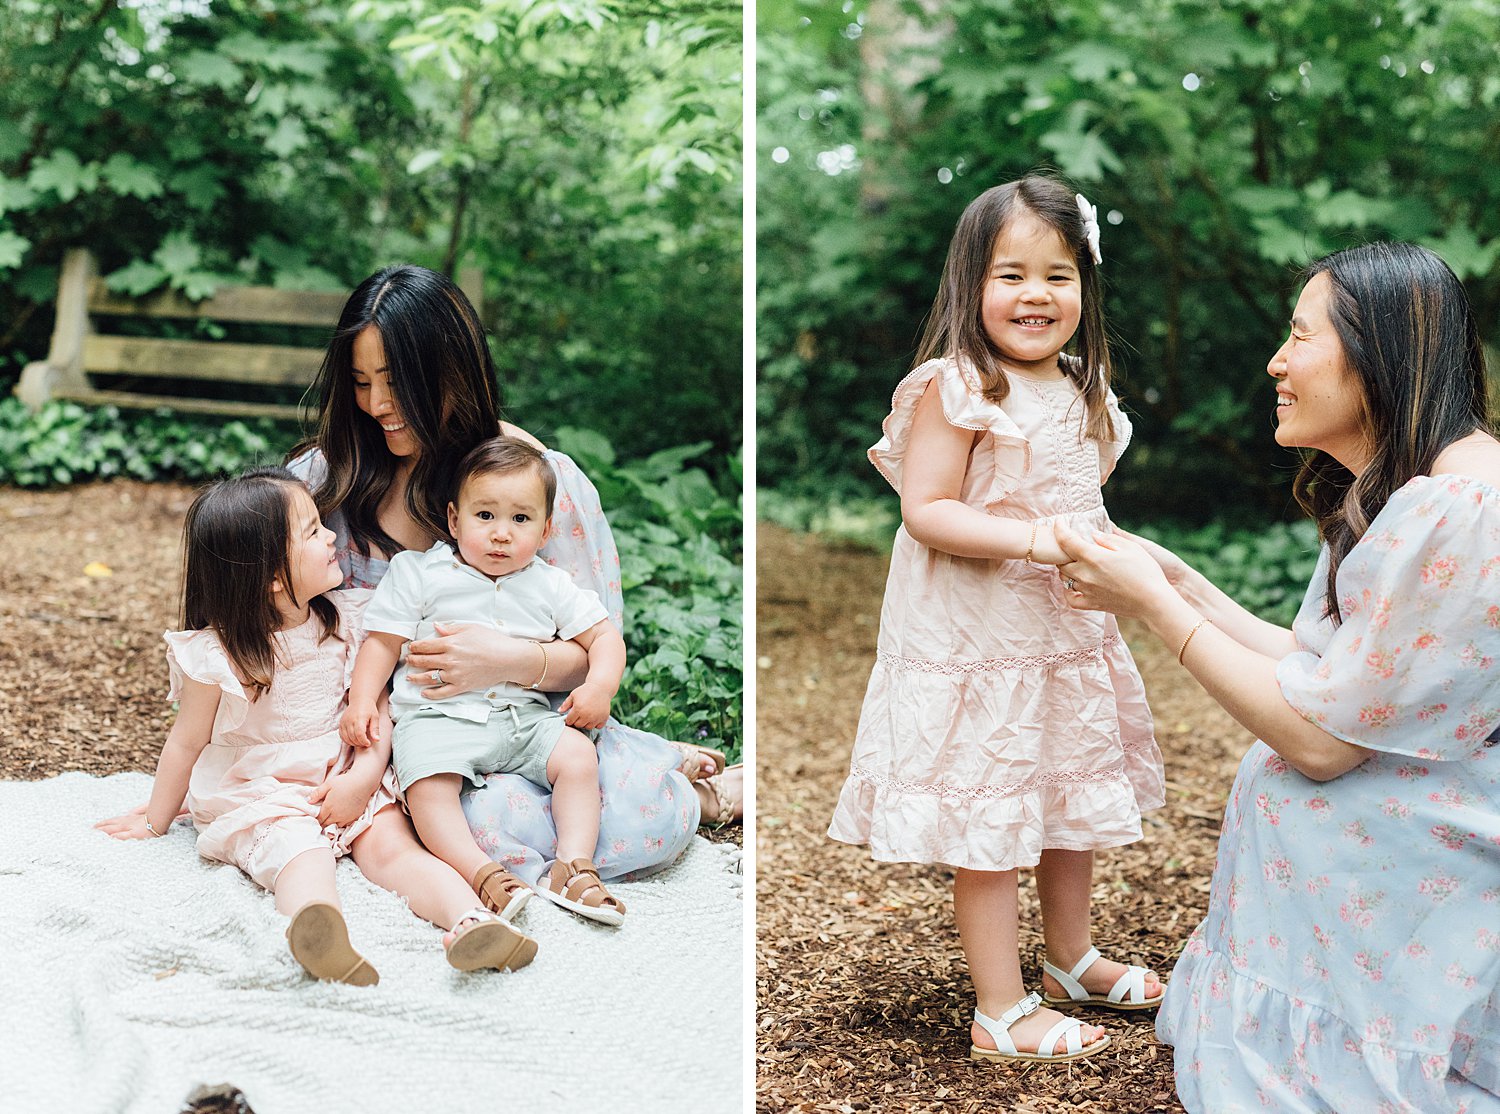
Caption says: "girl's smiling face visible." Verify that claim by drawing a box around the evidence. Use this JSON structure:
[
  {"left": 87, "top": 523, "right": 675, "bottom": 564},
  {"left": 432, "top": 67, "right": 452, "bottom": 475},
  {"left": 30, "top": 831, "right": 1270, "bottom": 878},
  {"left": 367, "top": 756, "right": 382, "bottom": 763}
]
[
  {"left": 979, "top": 208, "right": 1082, "bottom": 378},
  {"left": 1268, "top": 272, "right": 1373, "bottom": 472},
  {"left": 278, "top": 485, "right": 342, "bottom": 615},
  {"left": 351, "top": 326, "right": 419, "bottom": 458}
]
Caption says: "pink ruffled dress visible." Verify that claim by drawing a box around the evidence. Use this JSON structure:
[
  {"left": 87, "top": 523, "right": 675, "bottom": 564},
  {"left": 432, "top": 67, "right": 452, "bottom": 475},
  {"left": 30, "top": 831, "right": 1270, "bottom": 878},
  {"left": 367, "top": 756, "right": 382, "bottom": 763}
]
[
  {"left": 828, "top": 357, "right": 1163, "bottom": 870},
  {"left": 165, "top": 590, "right": 401, "bottom": 891}
]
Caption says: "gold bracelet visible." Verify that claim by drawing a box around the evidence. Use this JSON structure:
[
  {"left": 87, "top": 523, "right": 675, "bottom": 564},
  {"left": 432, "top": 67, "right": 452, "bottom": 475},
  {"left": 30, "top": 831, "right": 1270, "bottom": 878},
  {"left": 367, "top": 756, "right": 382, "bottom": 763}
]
[
  {"left": 529, "top": 642, "right": 549, "bottom": 691},
  {"left": 1177, "top": 617, "right": 1212, "bottom": 666},
  {"left": 145, "top": 816, "right": 163, "bottom": 838},
  {"left": 1024, "top": 520, "right": 1038, "bottom": 563}
]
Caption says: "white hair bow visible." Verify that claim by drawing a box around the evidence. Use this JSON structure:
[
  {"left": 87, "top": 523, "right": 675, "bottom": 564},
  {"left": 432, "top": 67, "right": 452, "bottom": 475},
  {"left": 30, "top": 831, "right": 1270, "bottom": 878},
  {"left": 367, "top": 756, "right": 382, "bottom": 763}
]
[{"left": 1075, "top": 193, "right": 1102, "bottom": 266}]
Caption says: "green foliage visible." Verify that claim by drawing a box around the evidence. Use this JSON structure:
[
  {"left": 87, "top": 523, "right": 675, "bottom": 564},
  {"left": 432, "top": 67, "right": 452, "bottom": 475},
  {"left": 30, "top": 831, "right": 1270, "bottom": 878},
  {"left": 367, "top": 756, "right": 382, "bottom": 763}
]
[
  {"left": 552, "top": 427, "right": 743, "bottom": 759},
  {"left": 1, "top": 0, "right": 740, "bottom": 464},
  {"left": 0, "top": 398, "right": 297, "bottom": 486},
  {"left": 758, "top": 0, "right": 1500, "bottom": 521}
]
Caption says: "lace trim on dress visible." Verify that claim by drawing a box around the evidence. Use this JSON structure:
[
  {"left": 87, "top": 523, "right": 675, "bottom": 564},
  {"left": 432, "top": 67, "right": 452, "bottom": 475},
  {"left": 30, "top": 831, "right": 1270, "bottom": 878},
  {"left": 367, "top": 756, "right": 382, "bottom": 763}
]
[
  {"left": 1022, "top": 378, "right": 1103, "bottom": 515},
  {"left": 876, "top": 636, "right": 1118, "bottom": 674},
  {"left": 849, "top": 762, "right": 1129, "bottom": 801}
]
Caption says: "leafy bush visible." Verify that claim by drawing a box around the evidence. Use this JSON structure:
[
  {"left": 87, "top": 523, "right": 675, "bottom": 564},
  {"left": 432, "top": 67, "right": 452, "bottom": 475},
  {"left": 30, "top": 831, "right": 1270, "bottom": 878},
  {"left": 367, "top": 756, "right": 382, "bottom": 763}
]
[
  {"left": 0, "top": 398, "right": 298, "bottom": 486},
  {"left": 555, "top": 427, "right": 742, "bottom": 761}
]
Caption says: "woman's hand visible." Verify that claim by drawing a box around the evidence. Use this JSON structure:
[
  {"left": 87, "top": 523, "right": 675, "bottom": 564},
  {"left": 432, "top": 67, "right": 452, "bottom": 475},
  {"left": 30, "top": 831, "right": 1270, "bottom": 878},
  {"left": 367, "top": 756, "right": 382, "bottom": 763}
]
[
  {"left": 1054, "top": 522, "right": 1178, "bottom": 621},
  {"left": 404, "top": 622, "right": 528, "bottom": 698},
  {"left": 1112, "top": 528, "right": 1193, "bottom": 592}
]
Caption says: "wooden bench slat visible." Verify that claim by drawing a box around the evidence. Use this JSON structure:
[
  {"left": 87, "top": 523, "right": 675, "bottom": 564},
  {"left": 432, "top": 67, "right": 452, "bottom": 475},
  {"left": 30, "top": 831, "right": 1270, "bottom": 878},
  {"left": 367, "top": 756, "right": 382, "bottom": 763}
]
[
  {"left": 83, "top": 336, "right": 325, "bottom": 386},
  {"left": 86, "top": 281, "right": 348, "bottom": 327},
  {"left": 57, "top": 388, "right": 309, "bottom": 421}
]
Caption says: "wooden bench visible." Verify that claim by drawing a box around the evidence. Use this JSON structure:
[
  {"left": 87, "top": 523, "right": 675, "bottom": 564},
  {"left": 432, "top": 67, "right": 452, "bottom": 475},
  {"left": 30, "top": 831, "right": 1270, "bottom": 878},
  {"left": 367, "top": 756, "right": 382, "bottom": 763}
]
[{"left": 16, "top": 248, "right": 480, "bottom": 421}]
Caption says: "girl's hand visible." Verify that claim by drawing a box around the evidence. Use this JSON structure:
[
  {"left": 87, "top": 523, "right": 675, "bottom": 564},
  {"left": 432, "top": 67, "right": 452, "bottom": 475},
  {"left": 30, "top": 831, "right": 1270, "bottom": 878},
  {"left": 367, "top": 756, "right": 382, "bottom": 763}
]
[
  {"left": 95, "top": 809, "right": 159, "bottom": 840},
  {"left": 308, "top": 772, "right": 374, "bottom": 828},
  {"left": 339, "top": 704, "right": 380, "bottom": 748},
  {"left": 560, "top": 682, "right": 612, "bottom": 730},
  {"left": 1054, "top": 522, "right": 1177, "bottom": 620},
  {"left": 1025, "top": 521, "right": 1069, "bottom": 566}
]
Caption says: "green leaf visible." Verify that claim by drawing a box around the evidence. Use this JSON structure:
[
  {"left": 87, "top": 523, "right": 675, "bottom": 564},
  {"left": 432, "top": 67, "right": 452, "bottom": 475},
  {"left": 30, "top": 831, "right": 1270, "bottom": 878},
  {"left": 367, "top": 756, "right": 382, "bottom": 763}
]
[
  {"left": 0, "top": 230, "right": 31, "bottom": 269},
  {"left": 100, "top": 153, "right": 165, "bottom": 199},
  {"left": 104, "top": 259, "right": 168, "bottom": 296},
  {"left": 0, "top": 176, "right": 40, "bottom": 217},
  {"left": 27, "top": 150, "right": 98, "bottom": 202},
  {"left": 176, "top": 164, "right": 226, "bottom": 211},
  {"left": 265, "top": 116, "right": 309, "bottom": 157},
  {"left": 153, "top": 232, "right": 202, "bottom": 279},
  {"left": 176, "top": 50, "right": 244, "bottom": 90},
  {"left": 1037, "top": 128, "right": 1121, "bottom": 180},
  {"left": 406, "top": 149, "right": 444, "bottom": 174},
  {"left": 1421, "top": 225, "right": 1500, "bottom": 279}
]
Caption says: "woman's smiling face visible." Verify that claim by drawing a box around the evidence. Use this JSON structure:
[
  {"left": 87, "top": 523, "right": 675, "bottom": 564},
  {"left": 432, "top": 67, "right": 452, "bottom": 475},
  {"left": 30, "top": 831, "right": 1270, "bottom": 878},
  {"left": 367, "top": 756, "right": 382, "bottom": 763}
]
[
  {"left": 352, "top": 326, "right": 419, "bottom": 458},
  {"left": 1267, "top": 273, "right": 1373, "bottom": 473}
]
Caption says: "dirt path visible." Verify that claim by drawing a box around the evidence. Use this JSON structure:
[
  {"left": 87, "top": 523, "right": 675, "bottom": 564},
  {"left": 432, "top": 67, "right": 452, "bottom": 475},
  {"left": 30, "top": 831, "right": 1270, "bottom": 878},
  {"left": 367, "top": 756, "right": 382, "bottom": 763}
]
[{"left": 754, "top": 524, "right": 1256, "bottom": 1113}]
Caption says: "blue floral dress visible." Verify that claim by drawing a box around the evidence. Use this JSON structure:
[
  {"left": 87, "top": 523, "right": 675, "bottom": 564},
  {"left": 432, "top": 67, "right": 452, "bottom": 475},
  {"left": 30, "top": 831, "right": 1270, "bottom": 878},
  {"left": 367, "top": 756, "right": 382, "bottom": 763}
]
[
  {"left": 287, "top": 448, "right": 699, "bottom": 883},
  {"left": 1158, "top": 475, "right": 1500, "bottom": 1113}
]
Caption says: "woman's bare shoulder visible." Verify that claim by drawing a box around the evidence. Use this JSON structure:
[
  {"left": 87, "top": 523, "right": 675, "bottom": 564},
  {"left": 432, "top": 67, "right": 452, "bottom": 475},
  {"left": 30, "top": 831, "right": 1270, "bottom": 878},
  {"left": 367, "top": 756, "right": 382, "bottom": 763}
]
[
  {"left": 499, "top": 421, "right": 547, "bottom": 451},
  {"left": 1432, "top": 430, "right": 1500, "bottom": 490}
]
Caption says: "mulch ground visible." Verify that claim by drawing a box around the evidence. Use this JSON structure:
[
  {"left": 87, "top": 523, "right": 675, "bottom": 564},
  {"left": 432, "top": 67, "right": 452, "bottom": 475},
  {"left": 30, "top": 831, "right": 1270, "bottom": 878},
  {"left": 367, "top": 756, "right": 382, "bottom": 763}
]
[
  {"left": 755, "top": 524, "right": 1255, "bottom": 1114},
  {"left": 0, "top": 481, "right": 740, "bottom": 853}
]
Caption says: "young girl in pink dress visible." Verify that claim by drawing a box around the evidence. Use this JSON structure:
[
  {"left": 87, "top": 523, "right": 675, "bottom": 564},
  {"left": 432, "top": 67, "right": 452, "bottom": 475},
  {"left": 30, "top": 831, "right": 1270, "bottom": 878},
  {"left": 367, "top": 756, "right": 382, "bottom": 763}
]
[
  {"left": 828, "top": 175, "right": 1165, "bottom": 1062},
  {"left": 96, "top": 467, "right": 537, "bottom": 981}
]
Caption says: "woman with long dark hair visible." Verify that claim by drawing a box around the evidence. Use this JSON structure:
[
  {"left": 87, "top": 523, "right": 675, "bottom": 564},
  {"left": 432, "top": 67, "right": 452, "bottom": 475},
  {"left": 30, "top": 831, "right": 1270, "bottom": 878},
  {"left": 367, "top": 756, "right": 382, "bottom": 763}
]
[
  {"left": 1053, "top": 242, "right": 1500, "bottom": 1110},
  {"left": 288, "top": 264, "right": 742, "bottom": 891}
]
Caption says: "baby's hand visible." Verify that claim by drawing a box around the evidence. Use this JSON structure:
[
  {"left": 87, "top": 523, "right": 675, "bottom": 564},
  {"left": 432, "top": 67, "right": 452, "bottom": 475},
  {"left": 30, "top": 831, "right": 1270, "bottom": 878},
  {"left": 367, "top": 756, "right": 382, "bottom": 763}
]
[
  {"left": 560, "top": 682, "right": 612, "bottom": 730},
  {"left": 339, "top": 703, "right": 379, "bottom": 748},
  {"left": 308, "top": 772, "right": 373, "bottom": 828}
]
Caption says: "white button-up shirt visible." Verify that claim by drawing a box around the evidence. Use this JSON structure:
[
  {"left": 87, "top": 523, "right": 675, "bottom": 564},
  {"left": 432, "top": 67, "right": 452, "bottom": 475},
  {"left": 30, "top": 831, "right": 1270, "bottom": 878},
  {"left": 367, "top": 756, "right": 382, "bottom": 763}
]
[{"left": 363, "top": 541, "right": 609, "bottom": 723}]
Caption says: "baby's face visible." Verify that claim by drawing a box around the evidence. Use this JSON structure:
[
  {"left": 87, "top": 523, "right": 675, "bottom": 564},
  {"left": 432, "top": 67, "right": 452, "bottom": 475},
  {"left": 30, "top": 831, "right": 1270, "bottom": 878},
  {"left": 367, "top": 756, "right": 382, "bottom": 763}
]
[{"left": 448, "top": 468, "right": 551, "bottom": 579}]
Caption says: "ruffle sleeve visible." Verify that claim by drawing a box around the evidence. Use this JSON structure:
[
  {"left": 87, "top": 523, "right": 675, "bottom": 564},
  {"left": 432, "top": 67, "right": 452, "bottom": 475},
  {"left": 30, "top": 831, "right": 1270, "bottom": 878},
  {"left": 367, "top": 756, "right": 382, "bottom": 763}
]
[
  {"left": 867, "top": 357, "right": 1031, "bottom": 512},
  {"left": 162, "top": 628, "right": 250, "bottom": 734},
  {"left": 539, "top": 450, "right": 626, "bottom": 635},
  {"left": 1098, "top": 388, "right": 1133, "bottom": 482},
  {"left": 1275, "top": 475, "right": 1500, "bottom": 760}
]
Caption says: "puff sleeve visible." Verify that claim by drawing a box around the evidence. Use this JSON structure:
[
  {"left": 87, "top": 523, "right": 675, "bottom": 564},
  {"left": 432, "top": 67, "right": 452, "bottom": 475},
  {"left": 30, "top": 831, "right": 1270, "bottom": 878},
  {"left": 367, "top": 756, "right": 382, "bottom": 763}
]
[
  {"left": 867, "top": 357, "right": 1032, "bottom": 512},
  {"left": 1275, "top": 476, "right": 1500, "bottom": 761},
  {"left": 163, "top": 628, "right": 249, "bottom": 734},
  {"left": 1098, "top": 388, "right": 1133, "bottom": 483}
]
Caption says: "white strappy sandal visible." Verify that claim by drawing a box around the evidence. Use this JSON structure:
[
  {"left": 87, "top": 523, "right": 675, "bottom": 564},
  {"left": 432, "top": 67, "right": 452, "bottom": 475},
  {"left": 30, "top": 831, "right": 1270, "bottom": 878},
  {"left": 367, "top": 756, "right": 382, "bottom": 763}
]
[
  {"left": 970, "top": 992, "right": 1110, "bottom": 1063},
  {"left": 1042, "top": 946, "right": 1164, "bottom": 1010}
]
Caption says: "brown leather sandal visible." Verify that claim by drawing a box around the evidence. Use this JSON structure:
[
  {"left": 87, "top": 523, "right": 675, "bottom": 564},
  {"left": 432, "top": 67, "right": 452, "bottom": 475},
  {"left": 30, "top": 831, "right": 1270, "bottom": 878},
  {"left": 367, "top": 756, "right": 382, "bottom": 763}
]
[
  {"left": 471, "top": 861, "right": 531, "bottom": 922},
  {"left": 537, "top": 857, "right": 626, "bottom": 925},
  {"left": 286, "top": 901, "right": 379, "bottom": 986},
  {"left": 697, "top": 763, "right": 744, "bottom": 828},
  {"left": 444, "top": 908, "right": 538, "bottom": 972},
  {"left": 668, "top": 741, "right": 727, "bottom": 782}
]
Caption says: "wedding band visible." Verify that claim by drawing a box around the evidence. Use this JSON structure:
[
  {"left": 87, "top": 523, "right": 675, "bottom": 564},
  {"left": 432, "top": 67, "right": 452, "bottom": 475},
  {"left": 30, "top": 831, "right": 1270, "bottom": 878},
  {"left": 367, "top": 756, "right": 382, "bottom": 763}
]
[
  {"left": 433, "top": 669, "right": 443, "bottom": 685},
  {"left": 1065, "top": 577, "right": 1076, "bottom": 590}
]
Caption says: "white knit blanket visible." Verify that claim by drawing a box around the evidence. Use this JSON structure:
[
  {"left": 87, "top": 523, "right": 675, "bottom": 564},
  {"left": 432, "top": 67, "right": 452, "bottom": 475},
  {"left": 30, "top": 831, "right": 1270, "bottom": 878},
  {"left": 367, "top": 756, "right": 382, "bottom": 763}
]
[{"left": 0, "top": 773, "right": 743, "bottom": 1113}]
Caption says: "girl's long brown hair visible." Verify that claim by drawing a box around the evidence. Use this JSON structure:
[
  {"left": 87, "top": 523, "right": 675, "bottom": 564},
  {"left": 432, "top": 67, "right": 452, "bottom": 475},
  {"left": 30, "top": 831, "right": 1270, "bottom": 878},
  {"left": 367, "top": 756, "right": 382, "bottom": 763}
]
[
  {"left": 915, "top": 174, "right": 1116, "bottom": 444},
  {"left": 1291, "top": 242, "right": 1491, "bottom": 622},
  {"left": 292, "top": 265, "right": 503, "bottom": 557},
  {"left": 181, "top": 468, "right": 340, "bottom": 697}
]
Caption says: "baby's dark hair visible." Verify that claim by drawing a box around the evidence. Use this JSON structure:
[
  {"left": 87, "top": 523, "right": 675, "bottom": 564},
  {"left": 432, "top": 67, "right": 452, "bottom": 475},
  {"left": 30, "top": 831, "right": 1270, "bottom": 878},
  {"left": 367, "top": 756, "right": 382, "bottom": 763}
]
[
  {"left": 450, "top": 437, "right": 556, "bottom": 518},
  {"left": 915, "top": 172, "right": 1116, "bottom": 444},
  {"left": 181, "top": 466, "right": 340, "bottom": 698}
]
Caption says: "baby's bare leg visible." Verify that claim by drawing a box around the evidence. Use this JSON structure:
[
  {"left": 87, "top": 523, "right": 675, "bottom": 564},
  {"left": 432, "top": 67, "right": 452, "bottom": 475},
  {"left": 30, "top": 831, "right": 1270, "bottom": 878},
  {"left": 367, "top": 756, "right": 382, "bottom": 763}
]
[
  {"left": 546, "top": 727, "right": 601, "bottom": 862},
  {"left": 403, "top": 774, "right": 492, "bottom": 885},
  {"left": 350, "top": 805, "right": 483, "bottom": 931}
]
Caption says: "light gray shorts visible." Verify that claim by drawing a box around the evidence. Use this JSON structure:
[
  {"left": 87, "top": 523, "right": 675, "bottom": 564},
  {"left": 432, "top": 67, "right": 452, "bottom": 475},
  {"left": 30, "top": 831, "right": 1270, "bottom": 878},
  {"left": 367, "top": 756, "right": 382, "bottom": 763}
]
[{"left": 392, "top": 703, "right": 566, "bottom": 792}]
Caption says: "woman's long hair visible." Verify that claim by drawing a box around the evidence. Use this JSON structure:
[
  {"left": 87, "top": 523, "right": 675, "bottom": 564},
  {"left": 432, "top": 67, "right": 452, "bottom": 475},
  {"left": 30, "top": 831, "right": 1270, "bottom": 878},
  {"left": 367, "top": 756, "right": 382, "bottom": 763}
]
[
  {"left": 1292, "top": 241, "right": 1490, "bottom": 621},
  {"left": 914, "top": 173, "right": 1116, "bottom": 444},
  {"left": 181, "top": 468, "right": 339, "bottom": 697},
  {"left": 293, "top": 265, "right": 502, "bottom": 556}
]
